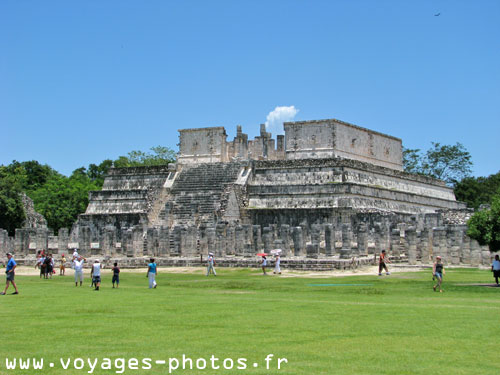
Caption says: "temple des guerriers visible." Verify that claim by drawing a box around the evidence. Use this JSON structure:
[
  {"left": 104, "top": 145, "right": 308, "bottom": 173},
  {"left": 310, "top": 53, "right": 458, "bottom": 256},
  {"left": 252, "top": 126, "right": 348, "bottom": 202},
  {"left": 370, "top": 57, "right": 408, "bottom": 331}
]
[{"left": 2, "top": 118, "right": 493, "bottom": 269}]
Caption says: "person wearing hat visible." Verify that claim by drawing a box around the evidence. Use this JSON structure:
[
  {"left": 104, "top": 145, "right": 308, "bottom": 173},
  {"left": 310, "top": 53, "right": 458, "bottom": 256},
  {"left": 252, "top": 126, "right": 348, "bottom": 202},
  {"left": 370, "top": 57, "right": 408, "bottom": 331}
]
[
  {"left": 91, "top": 259, "right": 103, "bottom": 291},
  {"left": 433, "top": 256, "right": 445, "bottom": 292},
  {"left": 378, "top": 250, "right": 391, "bottom": 276},
  {"left": 273, "top": 254, "right": 281, "bottom": 275},
  {"left": 206, "top": 252, "right": 216, "bottom": 276},
  {"left": 1, "top": 253, "right": 19, "bottom": 295}
]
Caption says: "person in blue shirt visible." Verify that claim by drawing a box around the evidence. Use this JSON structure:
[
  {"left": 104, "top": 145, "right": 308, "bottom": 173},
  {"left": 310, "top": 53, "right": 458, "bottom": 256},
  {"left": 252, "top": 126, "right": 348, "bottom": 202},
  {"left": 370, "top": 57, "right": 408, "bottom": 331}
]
[
  {"left": 1, "top": 253, "right": 19, "bottom": 295},
  {"left": 147, "top": 258, "right": 157, "bottom": 289}
]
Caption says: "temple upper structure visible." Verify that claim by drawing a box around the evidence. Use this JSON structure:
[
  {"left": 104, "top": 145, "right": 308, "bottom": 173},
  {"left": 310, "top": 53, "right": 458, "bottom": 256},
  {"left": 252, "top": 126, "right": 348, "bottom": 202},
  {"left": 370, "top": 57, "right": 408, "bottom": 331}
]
[{"left": 177, "top": 119, "right": 403, "bottom": 171}]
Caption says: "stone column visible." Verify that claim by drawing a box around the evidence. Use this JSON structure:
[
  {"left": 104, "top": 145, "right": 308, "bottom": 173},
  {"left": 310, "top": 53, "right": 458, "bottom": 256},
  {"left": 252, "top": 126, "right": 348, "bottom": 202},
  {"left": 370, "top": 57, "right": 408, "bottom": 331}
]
[
  {"left": 309, "top": 224, "right": 321, "bottom": 258},
  {"left": 340, "top": 223, "right": 352, "bottom": 259},
  {"left": 58, "top": 228, "right": 69, "bottom": 256},
  {"left": 252, "top": 225, "right": 262, "bottom": 253},
  {"left": 170, "top": 226, "right": 182, "bottom": 256},
  {"left": 159, "top": 226, "right": 170, "bottom": 256},
  {"left": 420, "top": 227, "right": 431, "bottom": 263},
  {"left": 460, "top": 232, "right": 471, "bottom": 265},
  {"left": 390, "top": 228, "right": 401, "bottom": 258},
  {"left": 324, "top": 224, "right": 334, "bottom": 257},
  {"left": 448, "top": 227, "right": 463, "bottom": 265},
  {"left": 356, "top": 223, "right": 368, "bottom": 256},
  {"left": 206, "top": 226, "right": 216, "bottom": 255},
  {"left": 215, "top": 223, "right": 226, "bottom": 257},
  {"left": 242, "top": 225, "right": 254, "bottom": 257},
  {"left": 432, "top": 227, "right": 447, "bottom": 262},
  {"left": 225, "top": 224, "right": 235, "bottom": 256},
  {"left": 234, "top": 224, "right": 244, "bottom": 256},
  {"left": 262, "top": 227, "right": 272, "bottom": 253},
  {"left": 279, "top": 224, "right": 291, "bottom": 257},
  {"left": 406, "top": 227, "right": 417, "bottom": 265},
  {"left": 292, "top": 227, "right": 304, "bottom": 256}
]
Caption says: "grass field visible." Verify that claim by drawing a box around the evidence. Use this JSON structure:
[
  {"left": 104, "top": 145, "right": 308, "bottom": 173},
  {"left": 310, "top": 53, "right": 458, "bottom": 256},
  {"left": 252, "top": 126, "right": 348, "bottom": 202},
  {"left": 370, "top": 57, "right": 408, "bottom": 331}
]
[{"left": 1, "top": 267, "right": 499, "bottom": 375}]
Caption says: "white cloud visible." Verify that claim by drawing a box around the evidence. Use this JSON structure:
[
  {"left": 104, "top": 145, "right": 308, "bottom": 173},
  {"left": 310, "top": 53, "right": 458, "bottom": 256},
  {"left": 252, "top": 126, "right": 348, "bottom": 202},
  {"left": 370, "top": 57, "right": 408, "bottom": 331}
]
[{"left": 265, "top": 106, "right": 299, "bottom": 135}]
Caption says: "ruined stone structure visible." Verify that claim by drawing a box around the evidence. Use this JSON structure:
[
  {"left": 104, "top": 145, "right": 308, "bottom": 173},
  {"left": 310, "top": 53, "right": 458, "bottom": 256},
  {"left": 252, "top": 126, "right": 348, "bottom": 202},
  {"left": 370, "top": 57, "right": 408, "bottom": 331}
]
[{"left": 2, "top": 118, "right": 497, "bottom": 268}]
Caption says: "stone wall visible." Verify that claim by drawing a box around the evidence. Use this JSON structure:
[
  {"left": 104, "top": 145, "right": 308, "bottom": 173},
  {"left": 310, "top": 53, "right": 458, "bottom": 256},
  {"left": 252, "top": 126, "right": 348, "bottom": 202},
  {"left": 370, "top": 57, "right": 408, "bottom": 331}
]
[{"left": 2, "top": 210, "right": 496, "bottom": 267}]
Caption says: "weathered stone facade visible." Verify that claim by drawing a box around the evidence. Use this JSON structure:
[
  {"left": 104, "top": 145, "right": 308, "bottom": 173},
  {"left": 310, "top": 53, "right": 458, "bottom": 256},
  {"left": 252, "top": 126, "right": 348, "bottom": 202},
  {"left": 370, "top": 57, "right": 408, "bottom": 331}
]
[{"left": 1, "top": 118, "right": 496, "bottom": 267}]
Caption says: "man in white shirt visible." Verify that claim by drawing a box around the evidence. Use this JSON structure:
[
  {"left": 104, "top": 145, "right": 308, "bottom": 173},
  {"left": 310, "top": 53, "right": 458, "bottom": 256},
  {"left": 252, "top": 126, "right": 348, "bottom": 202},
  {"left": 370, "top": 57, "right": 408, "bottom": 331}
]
[
  {"left": 73, "top": 256, "right": 86, "bottom": 287},
  {"left": 72, "top": 248, "right": 79, "bottom": 260},
  {"left": 91, "top": 259, "right": 103, "bottom": 291}
]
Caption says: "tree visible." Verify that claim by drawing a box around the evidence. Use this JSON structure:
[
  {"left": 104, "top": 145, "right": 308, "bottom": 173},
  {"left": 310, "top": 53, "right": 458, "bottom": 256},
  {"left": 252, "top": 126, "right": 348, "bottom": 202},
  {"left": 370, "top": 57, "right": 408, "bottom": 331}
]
[
  {"left": 113, "top": 146, "right": 176, "bottom": 168},
  {"left": 454, "top": 171, "right": 500, "bottom": 209},
  {"left": 30, "top": 171, "right": 100, "bottom": 233},
  {"left": 467, "top": 192, "right": 500, "bottom": 252},
  {"left": 403, "top": 142, "right": 473, "bottom": 185},
  {"left": 0, "top": 166, "right": 26, "bottom": 235}
]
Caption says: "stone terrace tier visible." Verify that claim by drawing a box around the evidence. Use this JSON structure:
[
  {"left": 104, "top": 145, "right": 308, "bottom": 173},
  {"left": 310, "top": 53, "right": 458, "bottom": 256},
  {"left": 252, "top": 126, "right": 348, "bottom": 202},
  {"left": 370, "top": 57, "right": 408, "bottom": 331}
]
[{"left": 247, "top": 157, "right": 465, "bottom": 215}]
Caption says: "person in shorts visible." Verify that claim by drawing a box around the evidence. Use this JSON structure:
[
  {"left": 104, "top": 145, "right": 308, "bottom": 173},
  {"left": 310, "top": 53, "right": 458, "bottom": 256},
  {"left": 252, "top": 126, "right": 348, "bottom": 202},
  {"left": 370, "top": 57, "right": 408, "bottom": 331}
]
[
  {"left": 378, "top": 250, "right": 391, "bottom": 276},
  {"left": 433, "top": 256, "right": 445, "bottom": 292},
  {"left": 1, "top": 253, "right": 19, "bottom": 295},
  {"left": 60, "top": 254, "right": 67, "bottom": 276},
  {"left": 73, "top": 256, "right": 86, "bottom": 286},
  {"left": 147, "top": 258, "right": 157, "bottom": 289},
  {"left": 491, "top": 255, "right": 500, "bottom": 285},
  {"left": 91, "top": 259, "right": 102, "bottom": 291},
  {"left": 260, "top": 255, "right": 267, "bottom": 275},
  {"left": 112, "top": 262, "right": 120, "bottom": 288}
]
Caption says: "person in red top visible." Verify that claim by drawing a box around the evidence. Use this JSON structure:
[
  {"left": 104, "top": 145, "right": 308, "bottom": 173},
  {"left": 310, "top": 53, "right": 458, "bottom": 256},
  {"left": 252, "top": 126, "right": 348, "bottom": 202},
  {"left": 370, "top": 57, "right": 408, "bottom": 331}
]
[{"left": 378, "top": 250, "right": 391, "bottom": 276}]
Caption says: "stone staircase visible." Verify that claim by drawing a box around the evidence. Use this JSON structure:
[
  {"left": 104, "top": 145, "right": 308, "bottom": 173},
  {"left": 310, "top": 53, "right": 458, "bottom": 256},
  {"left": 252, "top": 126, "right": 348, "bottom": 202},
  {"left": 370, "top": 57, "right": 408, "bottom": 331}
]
[{"left": 161, "top": 163, "right": 244, "bottom": 226}]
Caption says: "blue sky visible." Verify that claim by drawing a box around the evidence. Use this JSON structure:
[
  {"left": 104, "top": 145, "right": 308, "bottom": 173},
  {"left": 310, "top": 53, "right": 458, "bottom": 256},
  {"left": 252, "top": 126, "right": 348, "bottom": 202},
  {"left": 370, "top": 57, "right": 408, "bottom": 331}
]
[{"left": 1, "top": 0, "right": 499, "bottom": 177}]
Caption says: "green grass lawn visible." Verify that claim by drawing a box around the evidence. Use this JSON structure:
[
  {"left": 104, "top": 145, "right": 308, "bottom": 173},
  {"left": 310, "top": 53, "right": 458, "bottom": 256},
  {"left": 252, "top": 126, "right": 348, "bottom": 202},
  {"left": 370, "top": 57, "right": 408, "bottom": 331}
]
[{"left": 1, "top": 268, "right": 499, "bottom": 375}]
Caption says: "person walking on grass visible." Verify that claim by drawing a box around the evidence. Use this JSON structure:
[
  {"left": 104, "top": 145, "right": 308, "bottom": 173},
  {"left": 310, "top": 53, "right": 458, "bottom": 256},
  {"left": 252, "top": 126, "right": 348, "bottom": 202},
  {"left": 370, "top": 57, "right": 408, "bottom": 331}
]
[
  {"left": 1, "top": 253, "right": 19, "bottom": 295},
  {"left": 378, "top": 250, "right": 391, "bottom": 276},
  {"left": 433, "top": 256, "right": 445, "bottom": 293},
  {"left": 206, "top": 252, "right": 217, "bottom": 276},
  {"left": 112, "top": 262, "right": 120, "bottom": 288},
  {"left": 491, "top": 255, "right": 500, "bottom": 286},
  {"left": 91, "top": 259, "right": 102, "bottom": 291},
  {"left": 147, "top": 258, "right": 157, "bottom": 289},
  {"left": 73, "top": 256, "right": 86, "bottom": 287}
]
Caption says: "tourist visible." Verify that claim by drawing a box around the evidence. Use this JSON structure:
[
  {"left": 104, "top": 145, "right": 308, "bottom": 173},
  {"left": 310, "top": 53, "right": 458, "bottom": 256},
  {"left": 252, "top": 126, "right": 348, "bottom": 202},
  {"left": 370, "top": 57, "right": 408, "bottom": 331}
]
[
  {"left": 147, "top": 258, "right": 157, "bottom": 288},
  {"left": 72, "top": 248, "right": 79, "bottom": 260},
  {"left": 73, "top": 256, "right": 86, "bottom": 287},
  {"left": 42, "top": 254, "right": 52, "bottom": 279},
  {"left": 433, "top": 256, "right": 445, "bottom": 292},
  {"left": 1, "top": 253, "right": 19, "bottom": 295},
  {"left": 206, "top": 252, "right": 217, "bottom": 276},
  {"left": 36, "top": 251, "right": 44, "bottom": 278},
  {"left": 112, "top": 262, "right": 120, "bottom": 288},
  {"left": 273, "top": 254, "right": 281, "bottom": 275},
  {"left": 91, "top": 259, "right": 102, "bottom": 291},
  {"left": 491, "top": 254, "right": 500, "bottom": 286},
  {"left": 378, "top": 250, "right": 391, "bottom": 276},
  {"left": 260, "top": 255, "right": 267, "bottom": 275},
  {"left": 60, "top": 253, "right": 66, "bottom": 276},
  {"left": 35, "top": 250, "right": 42, "bottom": 270},
  {"left": 47, "top": 254, "right": 54, "bottom": 279}
]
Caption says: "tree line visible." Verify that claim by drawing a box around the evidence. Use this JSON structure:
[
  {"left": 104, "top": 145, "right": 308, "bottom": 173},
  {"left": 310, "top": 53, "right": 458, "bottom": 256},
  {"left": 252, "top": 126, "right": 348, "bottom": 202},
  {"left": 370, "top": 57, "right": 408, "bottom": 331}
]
[{"left": 0, "top": 146, "right": 175, "bottom": 235}]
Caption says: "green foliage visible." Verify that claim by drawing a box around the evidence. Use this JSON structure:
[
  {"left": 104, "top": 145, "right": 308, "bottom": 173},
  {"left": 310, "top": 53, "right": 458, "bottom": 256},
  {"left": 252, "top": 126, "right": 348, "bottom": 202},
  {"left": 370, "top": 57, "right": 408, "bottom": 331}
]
[
  {"left": 468, "top": 193, "right": 500, "bottom": 252},
  {"left": 454, "top": 171, "right": 500, "bottom": 209},
  {"left": 0, "top": 166, "right": 26, "bottom": 235},
  {"left": 30, "top": 171, "right": 100, "bottom": 233},
  {"left": 403, "top": 142, "right": 473, "bottom": 185},
  {"left": 113, "top": 145, "right": 176, "bottom": 167}
]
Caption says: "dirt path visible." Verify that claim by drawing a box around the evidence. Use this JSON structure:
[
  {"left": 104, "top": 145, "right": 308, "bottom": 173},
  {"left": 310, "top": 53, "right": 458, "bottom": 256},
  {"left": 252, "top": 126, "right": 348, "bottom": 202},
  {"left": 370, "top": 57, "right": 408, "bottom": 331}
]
[{"left": 9, "top": 265, "right": 426, "bottom": 278}]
